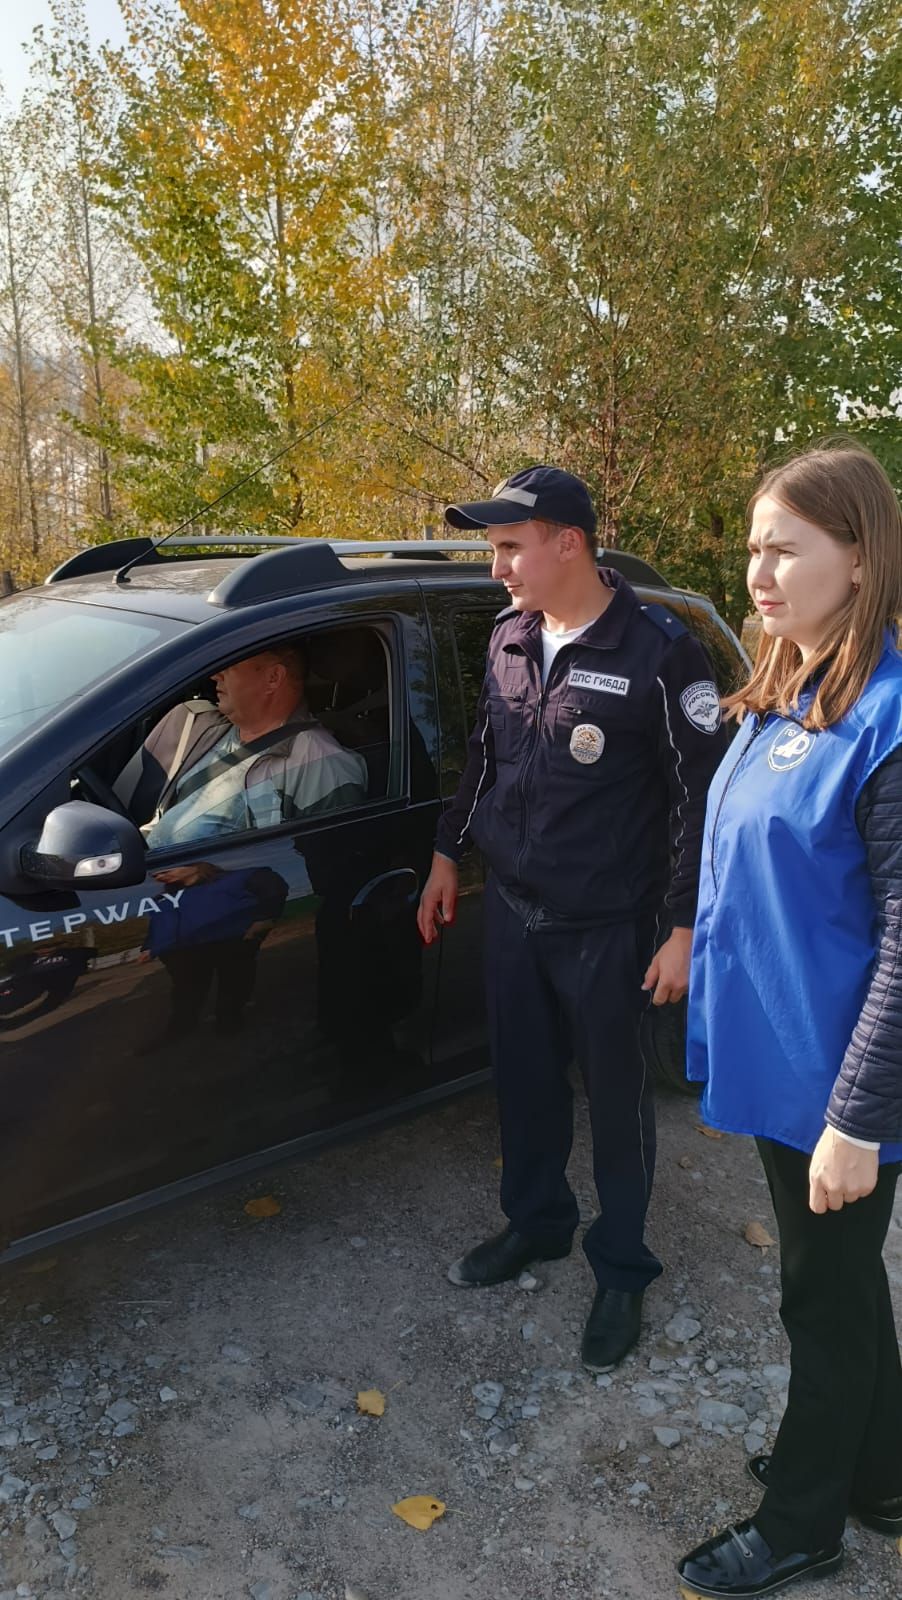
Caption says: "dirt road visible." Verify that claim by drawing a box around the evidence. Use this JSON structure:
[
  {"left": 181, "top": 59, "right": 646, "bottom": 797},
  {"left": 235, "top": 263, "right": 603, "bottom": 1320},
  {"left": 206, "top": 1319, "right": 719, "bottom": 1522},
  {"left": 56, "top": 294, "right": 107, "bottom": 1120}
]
[{"left": 1, "top": 1087, "right": 900, "bottom": 1600}]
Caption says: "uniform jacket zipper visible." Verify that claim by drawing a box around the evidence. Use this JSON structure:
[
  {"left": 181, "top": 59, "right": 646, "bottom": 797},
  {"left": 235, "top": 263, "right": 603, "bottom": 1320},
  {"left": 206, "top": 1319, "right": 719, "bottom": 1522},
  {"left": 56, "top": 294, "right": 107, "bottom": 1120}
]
[
  {"left": 513, "top": 643, "right": 580, "bottom": 886},
  {"left": 709, "top": 715, "right": 763, "bottom": 896}
]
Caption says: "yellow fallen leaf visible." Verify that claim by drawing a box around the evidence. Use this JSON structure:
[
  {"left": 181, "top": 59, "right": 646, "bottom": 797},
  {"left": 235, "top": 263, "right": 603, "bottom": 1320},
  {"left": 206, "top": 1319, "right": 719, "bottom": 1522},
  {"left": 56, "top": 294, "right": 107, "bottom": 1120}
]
[
  {"left": 680, "top": 1590, "right": 705, "bottom": 1600},
  {"left": 244, "top": 1195, "right": 282, "bottom": 1218},
  {"left": 492, "top": 1157, "right": 503, "bottom": 1169},
  {"left": 22, "top": 1256, "right": 58, "bottom": 1274},
  {"left": 392, "top": 1494, "right": 446, "bottom": 1530},
  {"left": 695, "top": 1124, "right": 724, "bottom": 1140},
  {"left": 357, "top": 1388, "right": 386, "bottom": 1417},
  {"left": 744, "top": 1220, "right": 776, "bottom": 1249}
]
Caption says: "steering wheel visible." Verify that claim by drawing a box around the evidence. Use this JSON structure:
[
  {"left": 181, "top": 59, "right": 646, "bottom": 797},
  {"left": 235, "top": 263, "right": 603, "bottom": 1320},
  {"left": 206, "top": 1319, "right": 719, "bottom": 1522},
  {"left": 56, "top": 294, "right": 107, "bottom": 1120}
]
[{"left": 75, "top": 763, "right": 134, "bottom": 821}]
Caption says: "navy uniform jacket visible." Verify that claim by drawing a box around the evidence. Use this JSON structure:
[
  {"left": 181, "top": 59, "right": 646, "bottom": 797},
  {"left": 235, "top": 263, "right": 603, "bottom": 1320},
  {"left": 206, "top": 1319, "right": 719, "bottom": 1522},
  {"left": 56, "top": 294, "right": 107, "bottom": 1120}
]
[{"left": 435, "top": 571, "right": 728, "bottom": 928}]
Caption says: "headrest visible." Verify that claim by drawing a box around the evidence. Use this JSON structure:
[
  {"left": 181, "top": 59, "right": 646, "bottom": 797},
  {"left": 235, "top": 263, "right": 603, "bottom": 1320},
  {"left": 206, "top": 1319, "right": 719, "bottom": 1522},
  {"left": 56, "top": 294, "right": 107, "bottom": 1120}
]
[{"left": 306, "top": 628, "right": 382, "bottom": 686}]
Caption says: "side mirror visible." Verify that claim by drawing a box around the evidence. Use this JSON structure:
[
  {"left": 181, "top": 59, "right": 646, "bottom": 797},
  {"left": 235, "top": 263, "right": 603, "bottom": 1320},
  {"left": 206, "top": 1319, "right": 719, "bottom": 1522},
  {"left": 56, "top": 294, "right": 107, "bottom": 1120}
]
[{"left": 22, "top": 801, "right": 147, "bottom": 890}]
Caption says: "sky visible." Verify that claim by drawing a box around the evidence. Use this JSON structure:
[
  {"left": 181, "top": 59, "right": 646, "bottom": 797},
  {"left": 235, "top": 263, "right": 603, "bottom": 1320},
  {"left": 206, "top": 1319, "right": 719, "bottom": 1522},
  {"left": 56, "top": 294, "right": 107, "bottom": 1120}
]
[{"left": 0, "top": 0, "right": 129, "bottom": 109}]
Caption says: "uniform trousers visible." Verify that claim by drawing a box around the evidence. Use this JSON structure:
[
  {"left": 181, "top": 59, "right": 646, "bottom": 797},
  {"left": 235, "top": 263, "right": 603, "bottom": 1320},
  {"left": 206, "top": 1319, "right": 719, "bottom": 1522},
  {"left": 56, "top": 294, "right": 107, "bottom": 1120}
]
[
  {"left": 483, "top": 876, "right": 663, "bottom": 1293},
  {"left": 754, "top": 1136, "right": 902, "bottom": 1555},
  {"left": 159, "top": 939, "right": 259, "bottom": 1032}
]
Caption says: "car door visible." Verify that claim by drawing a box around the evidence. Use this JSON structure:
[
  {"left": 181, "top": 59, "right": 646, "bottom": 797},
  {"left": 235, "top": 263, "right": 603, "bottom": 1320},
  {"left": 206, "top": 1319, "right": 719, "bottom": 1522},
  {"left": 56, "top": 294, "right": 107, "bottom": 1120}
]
[
  {"left": 0, "top": 595, "right": 447, "bottom": 1255},
  {"left": 423, "top": 581, "right": 505, "bottom": 1072}
]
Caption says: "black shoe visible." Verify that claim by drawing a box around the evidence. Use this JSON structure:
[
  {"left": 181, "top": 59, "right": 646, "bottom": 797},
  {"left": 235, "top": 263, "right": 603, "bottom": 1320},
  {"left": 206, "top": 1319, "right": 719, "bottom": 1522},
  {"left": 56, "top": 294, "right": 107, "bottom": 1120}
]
[
  {"left": 748, "top": 1454, "right": 902, "bottom": 1539},
  {"left": 580, "top": 1288, "right": 643, "bottom": 1372},
  {"left": 677, "top": 1518, "right": 842, "bottom": 1598},
  {"left": 447, "top": 1227, "right": 571, "bottom": 1287}
]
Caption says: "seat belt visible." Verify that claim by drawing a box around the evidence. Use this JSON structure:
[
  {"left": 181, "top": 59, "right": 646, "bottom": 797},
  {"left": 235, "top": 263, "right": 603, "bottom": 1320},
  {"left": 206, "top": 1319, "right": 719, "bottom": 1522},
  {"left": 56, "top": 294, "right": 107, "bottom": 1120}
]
[{"left": 162, "top": 717, "right": 318, "bottom": 812}]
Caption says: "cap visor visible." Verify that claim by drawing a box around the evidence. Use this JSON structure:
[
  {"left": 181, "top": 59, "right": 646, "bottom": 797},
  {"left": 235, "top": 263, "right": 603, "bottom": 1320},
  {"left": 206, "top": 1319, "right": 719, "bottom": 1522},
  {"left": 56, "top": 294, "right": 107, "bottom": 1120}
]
[{"left": 444, "top": 498, "right": 534, "bottom": 530}]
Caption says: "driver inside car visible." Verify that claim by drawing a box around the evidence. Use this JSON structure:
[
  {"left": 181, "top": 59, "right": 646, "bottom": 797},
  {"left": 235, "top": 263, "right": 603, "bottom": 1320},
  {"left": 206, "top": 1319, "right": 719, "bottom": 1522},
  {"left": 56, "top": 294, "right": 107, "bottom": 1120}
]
[{"left": 115, "top": 642, "right": 367, "bottom": 847}]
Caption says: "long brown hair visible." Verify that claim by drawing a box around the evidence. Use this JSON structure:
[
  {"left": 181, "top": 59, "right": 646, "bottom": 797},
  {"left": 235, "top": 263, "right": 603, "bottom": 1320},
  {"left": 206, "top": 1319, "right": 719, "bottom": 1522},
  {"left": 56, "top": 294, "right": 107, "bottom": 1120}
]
[{"left": 724, "top": 440, "right": 902, "bottom": 730}]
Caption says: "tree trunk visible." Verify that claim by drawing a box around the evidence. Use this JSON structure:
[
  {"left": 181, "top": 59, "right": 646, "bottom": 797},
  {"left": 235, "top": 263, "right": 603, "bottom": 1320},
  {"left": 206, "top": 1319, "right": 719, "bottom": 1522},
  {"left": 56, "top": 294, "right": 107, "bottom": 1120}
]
[
  {"left": 708, "top": 509, "right": 727, "bottom": 616},
  {"left": 76, "top": 114, "right": 113, "bottom": 523},
  {"left": 2, "top": 186, "right": 40, "bottom": 558},
  {"left": 274, "top": 179, "right": 304, "bottom": 525}
]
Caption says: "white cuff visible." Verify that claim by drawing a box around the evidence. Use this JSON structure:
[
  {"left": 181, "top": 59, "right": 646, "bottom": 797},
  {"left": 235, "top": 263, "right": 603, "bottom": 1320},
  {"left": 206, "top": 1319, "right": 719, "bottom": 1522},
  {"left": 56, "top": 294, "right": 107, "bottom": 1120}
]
[{"left": 831, "top": 1127, "right": 880, "bottom": 1152}]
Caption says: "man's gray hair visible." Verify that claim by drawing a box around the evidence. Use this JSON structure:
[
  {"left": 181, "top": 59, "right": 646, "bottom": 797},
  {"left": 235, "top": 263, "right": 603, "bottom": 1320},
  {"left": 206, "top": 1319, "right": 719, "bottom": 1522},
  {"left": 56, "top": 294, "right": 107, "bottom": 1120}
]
[{"left": 262, "top": 641, "right": 308, "bottom": 685}]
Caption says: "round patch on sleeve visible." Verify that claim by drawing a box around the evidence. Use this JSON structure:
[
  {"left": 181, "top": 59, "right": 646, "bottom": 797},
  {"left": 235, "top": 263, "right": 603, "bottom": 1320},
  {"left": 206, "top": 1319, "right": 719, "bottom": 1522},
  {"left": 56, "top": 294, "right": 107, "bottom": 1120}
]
[{"left": 679, "top": 681, "right": 722, "bottom": 734}]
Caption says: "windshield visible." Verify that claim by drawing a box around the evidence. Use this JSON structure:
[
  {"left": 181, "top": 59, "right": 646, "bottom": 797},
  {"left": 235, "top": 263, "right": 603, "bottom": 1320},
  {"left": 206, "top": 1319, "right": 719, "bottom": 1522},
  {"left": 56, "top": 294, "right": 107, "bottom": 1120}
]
[{"left": 0, "top": 593, "right": 186, "bottom": 755}]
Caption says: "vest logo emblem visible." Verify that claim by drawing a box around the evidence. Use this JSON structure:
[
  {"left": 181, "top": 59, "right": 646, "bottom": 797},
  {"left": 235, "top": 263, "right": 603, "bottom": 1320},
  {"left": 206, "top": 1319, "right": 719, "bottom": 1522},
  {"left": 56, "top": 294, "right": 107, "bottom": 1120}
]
[
  {"left": 569, "top": 722, "right": 605, "bottom": 764},
  {"left": 768, "top": 726, "right": 814, "bottom": 771}
]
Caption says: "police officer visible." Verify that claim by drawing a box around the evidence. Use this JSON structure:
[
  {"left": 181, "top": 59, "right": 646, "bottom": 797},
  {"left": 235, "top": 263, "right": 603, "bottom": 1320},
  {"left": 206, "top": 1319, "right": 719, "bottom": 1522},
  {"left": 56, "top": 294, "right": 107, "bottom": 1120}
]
[{"left": 417, "top": 466, "right": 727, "bottom": 1369}]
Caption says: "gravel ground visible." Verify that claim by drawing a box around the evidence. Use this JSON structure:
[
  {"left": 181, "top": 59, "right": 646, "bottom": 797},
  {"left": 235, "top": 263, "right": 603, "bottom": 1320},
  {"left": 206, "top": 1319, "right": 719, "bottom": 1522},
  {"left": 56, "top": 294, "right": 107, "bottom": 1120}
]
[{"left": 1, "top": 1084, "right": 901, "bottom": 1600}]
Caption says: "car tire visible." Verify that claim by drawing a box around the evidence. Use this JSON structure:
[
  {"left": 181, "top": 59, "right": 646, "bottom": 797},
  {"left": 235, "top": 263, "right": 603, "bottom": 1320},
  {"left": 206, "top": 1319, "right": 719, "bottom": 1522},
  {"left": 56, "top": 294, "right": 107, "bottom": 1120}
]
[{"left": 640, "top": 996, "right": 697, "bottom": 1096}]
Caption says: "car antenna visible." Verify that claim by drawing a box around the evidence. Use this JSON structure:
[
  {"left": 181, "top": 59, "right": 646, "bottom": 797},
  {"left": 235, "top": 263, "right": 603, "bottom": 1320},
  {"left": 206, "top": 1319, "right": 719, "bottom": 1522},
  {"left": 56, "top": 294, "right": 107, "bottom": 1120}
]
[{"left": 114, "top": 392, "right": 363, "bottom": 585}]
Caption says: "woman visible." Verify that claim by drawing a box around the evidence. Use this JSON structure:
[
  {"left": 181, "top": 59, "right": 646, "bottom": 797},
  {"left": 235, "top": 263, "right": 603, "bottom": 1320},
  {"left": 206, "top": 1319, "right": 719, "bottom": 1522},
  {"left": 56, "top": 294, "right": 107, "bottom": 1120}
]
[{"left": 677, "top": 441, "right": 902, "bottom": 1599}]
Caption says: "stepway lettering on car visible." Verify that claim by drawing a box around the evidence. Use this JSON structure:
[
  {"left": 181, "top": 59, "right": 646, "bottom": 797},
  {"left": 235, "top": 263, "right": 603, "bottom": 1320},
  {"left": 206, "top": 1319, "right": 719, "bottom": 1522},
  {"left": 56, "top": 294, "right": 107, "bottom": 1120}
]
[{"left": 0, "top": 890, "right": 185, "bottom": 948}]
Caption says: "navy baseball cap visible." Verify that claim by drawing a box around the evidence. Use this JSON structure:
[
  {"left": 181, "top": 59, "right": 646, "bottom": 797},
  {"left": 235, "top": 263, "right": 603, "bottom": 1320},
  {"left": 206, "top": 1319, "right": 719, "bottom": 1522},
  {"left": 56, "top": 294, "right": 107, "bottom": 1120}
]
[{"left": 445, "top": 465, "right": 597, "bottom": 537}]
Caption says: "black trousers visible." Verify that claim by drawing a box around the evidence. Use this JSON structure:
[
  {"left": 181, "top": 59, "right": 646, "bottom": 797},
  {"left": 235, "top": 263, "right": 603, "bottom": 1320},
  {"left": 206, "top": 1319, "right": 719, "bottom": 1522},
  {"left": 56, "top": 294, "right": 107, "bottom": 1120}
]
[
  {"left": 159, "top": 940, "right": 259, "bottom": 1030},
  {"left": 755, "top": 1137, "right": 902, "bottom": 1554},
  {"left": 483, "top": 877, "right": 662, "bottom": 1294}
]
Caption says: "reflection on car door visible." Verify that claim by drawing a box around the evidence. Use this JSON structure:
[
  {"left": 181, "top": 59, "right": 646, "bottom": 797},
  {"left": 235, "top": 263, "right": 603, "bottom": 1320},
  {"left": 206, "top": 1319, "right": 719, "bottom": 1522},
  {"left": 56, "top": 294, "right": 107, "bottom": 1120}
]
[
  {"left": 424, "top": 584, "right": 502, "bottom": 1072},
  {"left": 0, "top": 602, "right": 445, "bottom": 1253}
]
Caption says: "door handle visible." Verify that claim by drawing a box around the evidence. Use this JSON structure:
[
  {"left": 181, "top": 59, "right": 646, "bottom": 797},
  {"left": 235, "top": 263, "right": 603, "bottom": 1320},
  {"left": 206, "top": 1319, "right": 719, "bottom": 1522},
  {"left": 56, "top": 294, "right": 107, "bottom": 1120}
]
[{"left": 350, "top": 868, "right": 419, "bottom": 920}]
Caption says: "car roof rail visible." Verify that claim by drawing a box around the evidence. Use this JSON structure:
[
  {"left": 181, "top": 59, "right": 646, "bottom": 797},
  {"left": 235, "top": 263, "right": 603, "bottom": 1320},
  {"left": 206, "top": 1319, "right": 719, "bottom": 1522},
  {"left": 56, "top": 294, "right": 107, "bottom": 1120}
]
[
  {"left": 43, "top": 532, "right": 670, "bottom": 596},
  {"left": 44, "top": 534, "right": 483, "bottom": 585},
  {"left": 329, "top": 539, "right": 483, "bottom": 555},
  {"left": 208, "top": 540, "right": 348, "bottom": 607},
  {"left": 46, "top": 537, "right": 160, "bottom": 583},
  {"left": 329, "top": 538, "right": 668, "bottom": 587}
]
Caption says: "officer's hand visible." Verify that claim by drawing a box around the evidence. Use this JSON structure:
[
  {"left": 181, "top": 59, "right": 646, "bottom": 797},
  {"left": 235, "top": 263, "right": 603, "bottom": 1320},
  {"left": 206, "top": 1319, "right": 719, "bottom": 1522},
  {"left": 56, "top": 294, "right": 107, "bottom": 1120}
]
[
  {"left": 808, "top": 1126, "right": 879, "bottom": 1214},
  {"left": 417, "top": 853, "right": 459, "bottom": 944},
  {"left": 642, "top": 927, "right": 692, "bottom": 1006}
]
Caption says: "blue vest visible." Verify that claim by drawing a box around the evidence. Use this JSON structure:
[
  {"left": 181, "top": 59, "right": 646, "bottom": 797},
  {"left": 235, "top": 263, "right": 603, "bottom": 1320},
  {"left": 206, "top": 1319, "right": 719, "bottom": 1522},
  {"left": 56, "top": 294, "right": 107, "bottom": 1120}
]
[{"left": 687, "top": 639, "right": 902, "bottom": 1160}]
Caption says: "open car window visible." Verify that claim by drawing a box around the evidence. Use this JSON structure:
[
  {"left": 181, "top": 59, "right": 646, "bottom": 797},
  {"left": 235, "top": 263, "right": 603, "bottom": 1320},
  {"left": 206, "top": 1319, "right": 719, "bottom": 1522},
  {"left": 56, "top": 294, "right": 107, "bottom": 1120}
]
[{"left": 83, "top": 623, "right": 400, "bottom": 855}]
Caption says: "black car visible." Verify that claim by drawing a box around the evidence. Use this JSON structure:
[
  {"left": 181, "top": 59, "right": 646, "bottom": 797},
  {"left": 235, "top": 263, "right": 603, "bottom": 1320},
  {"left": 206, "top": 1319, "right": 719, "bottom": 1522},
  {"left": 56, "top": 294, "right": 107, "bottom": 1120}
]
[{"left": 0, "top": 535, "right": 747, "bottom": 1261}]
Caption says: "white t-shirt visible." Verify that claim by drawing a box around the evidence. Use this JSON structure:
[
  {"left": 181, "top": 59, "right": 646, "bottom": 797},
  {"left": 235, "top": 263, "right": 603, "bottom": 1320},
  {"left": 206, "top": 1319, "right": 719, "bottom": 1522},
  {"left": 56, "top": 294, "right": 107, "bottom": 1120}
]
[{"left": 540, "top": 620, "right": 594, "bottom": 687}]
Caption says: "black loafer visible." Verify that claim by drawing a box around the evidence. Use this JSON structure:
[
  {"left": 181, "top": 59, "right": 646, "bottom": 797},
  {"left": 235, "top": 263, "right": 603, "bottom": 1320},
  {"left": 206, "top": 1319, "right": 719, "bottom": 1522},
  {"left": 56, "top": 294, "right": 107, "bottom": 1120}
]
[
  {"left": 580, "top": 1287, "right": 643, "bottom": 1372},
  {"left": 748, "top": 1454, "right": 902, "bottom": 1539},
  {"left": 677, "top": 1517, "right": 842, "bottom": 1598},
  {"left": 447, "top": 1226, "right": 571, "bottom": 1287}
]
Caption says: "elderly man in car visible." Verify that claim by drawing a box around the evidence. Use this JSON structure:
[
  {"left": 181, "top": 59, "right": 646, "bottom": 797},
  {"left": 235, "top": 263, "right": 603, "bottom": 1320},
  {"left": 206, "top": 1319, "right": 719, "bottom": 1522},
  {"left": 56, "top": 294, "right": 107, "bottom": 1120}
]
[{"left": 118, "top": 642, "right": 367, "bottom": 847}]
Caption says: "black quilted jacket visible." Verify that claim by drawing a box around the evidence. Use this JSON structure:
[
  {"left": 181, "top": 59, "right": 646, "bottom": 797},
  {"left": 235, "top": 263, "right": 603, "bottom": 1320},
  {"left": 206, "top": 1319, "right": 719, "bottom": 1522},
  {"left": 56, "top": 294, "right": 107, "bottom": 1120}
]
[{"left": 826, "top": 746, "right": 902, "bottom": 1145}]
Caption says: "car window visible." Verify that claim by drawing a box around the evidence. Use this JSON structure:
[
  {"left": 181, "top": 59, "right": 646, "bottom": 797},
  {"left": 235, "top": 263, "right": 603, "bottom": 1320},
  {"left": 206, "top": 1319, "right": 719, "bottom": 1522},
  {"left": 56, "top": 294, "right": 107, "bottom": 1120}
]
[
  {"left": 0, "top": 595, "right": 185, "bottom": 756},
  {"left": 430, "top": 606, "right": 499, "bottom": 796},
  {"left": 97, "top": 623, "right": 398, "bottom": 856},
  {"left": 452, "top": 609, "right": 497, "bottom": 731}
]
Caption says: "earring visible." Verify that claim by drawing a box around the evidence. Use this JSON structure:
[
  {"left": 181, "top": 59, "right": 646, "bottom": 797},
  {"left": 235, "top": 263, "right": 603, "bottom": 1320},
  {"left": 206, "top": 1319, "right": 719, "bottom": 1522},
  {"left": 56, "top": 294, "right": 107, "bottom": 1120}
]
[{"left": 852, "top": 580, "right": 860, "bottom": 594}]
